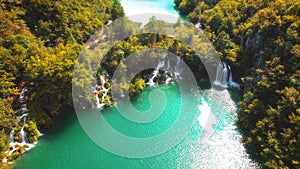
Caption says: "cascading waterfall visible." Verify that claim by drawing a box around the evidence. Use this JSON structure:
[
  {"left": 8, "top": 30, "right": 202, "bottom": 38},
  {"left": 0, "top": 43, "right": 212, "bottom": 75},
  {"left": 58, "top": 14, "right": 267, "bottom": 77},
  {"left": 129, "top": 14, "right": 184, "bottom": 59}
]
[
  {"left": 95, "top": 90, "right": 101, "bottom": 108},
  {"left": 93, "top": 56, "right": 181, "bottom": 107},
  {"left": 16, "top": 113, "right": 28, "bottom": 121},
  {"left": 214, "top": 62, "right": 228, "bottom": 87},
  {"left": 147, "top": 58, "right": 165, "bottom": 86},
  {"left": 100, "top": 76, "right": 109, "bottom": 101},
  {"left": 164, "top": 71, "right": 172, "bottom": 84},
  {"left": 9, "top": 130, "right": 14, "bottom": 143},
  {"left": 147, "top": 56, "right": 183, "bottom": 86},
  {"left": 174, "top": 56, "right": 182, "bottom": 79},
  {"left": 3, "top": 87, "right": 37, "bottom": 163},
  {"left": 20, "top": 127, "right": 26, "bottom": 143},
  {"left": 93, "top": 75, "right": 111, "bottom": 109},
  {"left": 19, "top": 113, "right": 28, "bottom": 143},
  {"left": 163, "top": 56, "right": 173, "bottom": 84},
  {"left": 165, "top": 59, "right": 172, "bottom": 84},
  {"left": 214, "top": 62, "right": 240, "bottom": 88},
  {"left": 228, "top": 66, "right": 240, "bottom": 88}
]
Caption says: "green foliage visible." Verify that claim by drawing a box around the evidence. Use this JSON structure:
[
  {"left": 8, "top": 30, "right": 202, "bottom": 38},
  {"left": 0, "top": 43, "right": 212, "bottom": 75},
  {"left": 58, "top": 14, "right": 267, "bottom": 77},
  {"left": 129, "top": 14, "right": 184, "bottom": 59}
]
[
  {"left": 174, "top": 0, "right": 199, "bottom": 16},
  {"left": 1, "top": 0, "right": 124, "bottom": 46},
  {"left": 176, "top": 0, "right": 300, "bottom": 168},
  {"left": 0, "top": 130, "right": 9, "bottom": 159},
  {"left": 28, "top": 107, "right": 52, "bottom": 129},
  {"left": 24, "top": 120, "right": 40, "bottom": 143},
  {"left": 129, "top": 78, "right": 146, "bottom": 96},
  {"left": 0, "top": 0, "right": 124, "bottom": 163},
  {"left": 0, "top": 99, "right": 14, "bottom": 134},
  {"left": 0, "top": 163, "right": 10, "bottom": 169},
  {"left": 7, "top": 150, "right": 20, "bottom": 162}
]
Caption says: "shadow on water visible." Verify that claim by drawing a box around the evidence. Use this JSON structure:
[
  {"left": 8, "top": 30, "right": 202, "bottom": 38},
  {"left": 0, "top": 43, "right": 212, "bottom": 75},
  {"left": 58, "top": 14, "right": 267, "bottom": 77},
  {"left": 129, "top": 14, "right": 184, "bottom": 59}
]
[
  {"left": 227, "top": 88, "right": 242, "bottom": 105},
  {"left": 197, "top": 80, "right": 211, "bottom": 90},
  {"left": 43, "top": 106, "right": 77, "bottom": 139}
]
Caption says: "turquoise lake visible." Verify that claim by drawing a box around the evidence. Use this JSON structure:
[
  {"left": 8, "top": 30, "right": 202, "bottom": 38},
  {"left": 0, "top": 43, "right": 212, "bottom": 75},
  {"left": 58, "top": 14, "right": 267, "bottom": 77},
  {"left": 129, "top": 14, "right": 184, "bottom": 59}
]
[
  {"left": 14, "top": 83, "right": 256, "bottom": 168},
  {"left": 119, "top": 0, "right": 179, "bottom": 17}
]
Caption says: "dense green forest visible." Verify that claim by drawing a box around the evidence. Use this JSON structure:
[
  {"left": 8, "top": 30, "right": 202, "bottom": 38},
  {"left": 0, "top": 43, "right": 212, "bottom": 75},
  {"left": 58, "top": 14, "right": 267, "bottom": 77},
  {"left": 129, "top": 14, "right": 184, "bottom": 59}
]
[
  {"left": 175, "top": 0, "right": 300, "bottom": 168},
  {"left": 0, "top": 0, "right": 124, "bottom": 165},
  {"left": 0, "top": 0, "right": 299, "bottom": 168}
]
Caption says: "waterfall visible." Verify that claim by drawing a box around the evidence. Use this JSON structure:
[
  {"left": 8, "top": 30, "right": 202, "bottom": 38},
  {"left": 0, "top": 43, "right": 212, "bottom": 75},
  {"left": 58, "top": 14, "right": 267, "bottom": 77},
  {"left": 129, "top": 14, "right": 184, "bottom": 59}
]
[
  {"left": 3, "top": 87, "right": 38, "bottom": 163},
  {"left": 13, "top": 88, "right": 30, "bottom": 144},
  {"left": 95, "top": 93, "right": 102, "bottom": 108},
  {"left": 174, "top": 56, "right": 182, "bottom": 79},
  {"left": 9, "top": 130, "right": 14, "bottom": 143},
  {"left": 147, "top": 58, "right": 165, "bottom": 86},
  {"left": 214, "top": 62, "right": 240, "bottom": 88},
  {"left": 20, "top": 127, "right": 26, "bottom": 143},
  {"left": 165, "top": 58, "right": 172, "bottom": 84},
  {"left": 17, "top": 113, "right": 28, "bottom": 143},
  {"left": 16, "top": 113, "right": 28, "bottom": 121},
  {"left": 214, "top": 62, "right": 228, "bottom": 87},
  {"left": 19, "top": 88, "right": 27, "bottom": 101},
  {"left": 93, "top": 75, "right": 110, "bottom": 109},
  {"left": 9, "top": 88, "right": 34, "bottom": 144},
  {"left": 228, "top": 66, "right": 240, "bottom": 88},
  {"left": 100, "top": 75, "right": 109, "bottom": 101},
  {"left": 146, "top": 56, "right": 185, "bottom": 86},
  {"left": 15, "top": 88, "right": 30, "bottom": 143},
  {"left": 164, "top": 71, "right": 172, "bottom": 84}
]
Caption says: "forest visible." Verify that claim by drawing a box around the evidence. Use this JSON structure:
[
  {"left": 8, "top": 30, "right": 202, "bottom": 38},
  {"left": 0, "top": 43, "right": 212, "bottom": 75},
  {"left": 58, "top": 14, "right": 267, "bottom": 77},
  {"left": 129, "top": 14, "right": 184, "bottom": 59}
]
[
  {"left": 0, "top": 0, "right": 299, "bottom": 168},
  {"left": 0, "top": 0, "right": 124, "bottom": 165},
  {"left": 175, "top": 0, "right": 300, "bottom": 168}
]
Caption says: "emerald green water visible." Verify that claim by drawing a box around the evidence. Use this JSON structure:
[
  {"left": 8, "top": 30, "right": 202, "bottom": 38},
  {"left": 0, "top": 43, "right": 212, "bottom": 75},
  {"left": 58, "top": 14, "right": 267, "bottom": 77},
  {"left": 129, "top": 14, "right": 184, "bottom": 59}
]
[
  {"left": 14, "top": 83, "right": 256, "bottom": 168},
  {"left": 119, "top": 0, "right": 179, "bottom": 17}
]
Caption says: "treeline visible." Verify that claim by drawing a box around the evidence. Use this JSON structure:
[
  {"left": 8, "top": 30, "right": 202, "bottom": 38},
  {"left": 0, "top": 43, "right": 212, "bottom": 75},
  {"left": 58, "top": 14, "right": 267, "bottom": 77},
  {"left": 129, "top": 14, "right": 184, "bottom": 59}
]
[
  {"left": 175, "top": 0, "right": 300, "bottom": 168},
  {"left": 73, "top": 18, "right": 213, "bottom": 109},
  {"left": 0, "top": 0, "right": 124, "bottom": 164}
]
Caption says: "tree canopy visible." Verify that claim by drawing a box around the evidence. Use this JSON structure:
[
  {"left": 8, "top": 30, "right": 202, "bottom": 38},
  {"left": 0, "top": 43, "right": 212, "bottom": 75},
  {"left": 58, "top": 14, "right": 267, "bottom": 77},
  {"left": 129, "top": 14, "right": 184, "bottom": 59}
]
[
  {"left": 175, "top": 0, "right": 300, "bottom": 168},
  {"left": 0, "top": 0, "right": 124, "bottom": 163}
]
